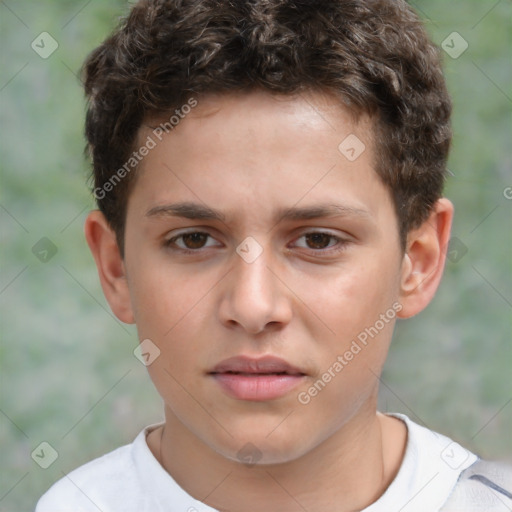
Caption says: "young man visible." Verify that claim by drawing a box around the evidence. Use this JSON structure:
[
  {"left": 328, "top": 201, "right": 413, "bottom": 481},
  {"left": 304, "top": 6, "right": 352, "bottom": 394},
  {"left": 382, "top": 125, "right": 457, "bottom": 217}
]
[{"left": 36, "top": 0, "right": 511, "bottom": 510}]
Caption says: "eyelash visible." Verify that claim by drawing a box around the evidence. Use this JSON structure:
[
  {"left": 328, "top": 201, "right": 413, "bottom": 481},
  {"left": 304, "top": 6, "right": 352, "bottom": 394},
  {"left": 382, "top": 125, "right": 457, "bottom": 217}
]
[{"left": 163, "top": 230, "right": 350, "bottom": 256}]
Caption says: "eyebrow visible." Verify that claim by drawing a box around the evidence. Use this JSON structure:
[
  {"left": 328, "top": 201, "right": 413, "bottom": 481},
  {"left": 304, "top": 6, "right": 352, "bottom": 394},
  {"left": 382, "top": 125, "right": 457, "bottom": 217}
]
[{"left": 145, "top": 201, "right": 372, "bottom": 223}]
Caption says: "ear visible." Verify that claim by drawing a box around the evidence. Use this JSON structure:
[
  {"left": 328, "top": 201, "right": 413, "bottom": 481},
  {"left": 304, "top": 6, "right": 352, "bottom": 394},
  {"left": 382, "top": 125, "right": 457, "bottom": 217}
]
[
  {"left": 397, "top": 198, "right": 454, "bottom": 318},
  {"left": 84, "top": 210, "right": 135, "bottom": 324}
]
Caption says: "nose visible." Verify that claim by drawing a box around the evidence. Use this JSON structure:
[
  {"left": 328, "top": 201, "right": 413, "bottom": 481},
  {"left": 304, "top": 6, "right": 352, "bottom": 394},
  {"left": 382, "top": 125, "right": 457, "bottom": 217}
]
[{"left": 218, "top": 242, "right": 293, "bottom": 335}]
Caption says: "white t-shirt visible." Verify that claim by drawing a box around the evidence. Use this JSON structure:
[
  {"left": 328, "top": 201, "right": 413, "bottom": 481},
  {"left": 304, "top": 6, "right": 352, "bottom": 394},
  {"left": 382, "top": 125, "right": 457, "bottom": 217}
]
[{"left": 35, "top": 413, "right": 512, "bottom": 512}]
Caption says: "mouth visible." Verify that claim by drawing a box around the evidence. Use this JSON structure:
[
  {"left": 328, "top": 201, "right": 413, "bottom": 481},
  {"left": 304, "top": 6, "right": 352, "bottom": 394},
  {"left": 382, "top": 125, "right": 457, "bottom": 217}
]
[{"left": 208, "top": 355, "right": 307, "bottom": 401}]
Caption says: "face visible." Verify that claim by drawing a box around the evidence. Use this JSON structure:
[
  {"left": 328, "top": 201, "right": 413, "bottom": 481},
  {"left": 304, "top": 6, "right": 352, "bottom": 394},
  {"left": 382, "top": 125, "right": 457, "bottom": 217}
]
[
  {"left": 116, "top": 90, "right": 407, "bottom": 463},
  {"left": 83, "top": 89, "right": 426, "bottom": 470}
]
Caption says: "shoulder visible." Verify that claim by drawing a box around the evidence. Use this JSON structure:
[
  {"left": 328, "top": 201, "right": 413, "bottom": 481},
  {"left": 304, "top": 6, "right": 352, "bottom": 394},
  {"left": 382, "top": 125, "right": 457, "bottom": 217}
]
[
  {"left": 440, "top": 458, "right": 512, "bottom": 511},
  {"left": 372, "top": 413, "right": 477, "bottom": 511},
  {"left": 374, "top": 414, "right": 511, "bottom": 512},
  {"left": 35, "top": 436, "right": 142, "bottom": 512},
  {"left": 394, "top": 413, "right": 512, "bottom": 511}
]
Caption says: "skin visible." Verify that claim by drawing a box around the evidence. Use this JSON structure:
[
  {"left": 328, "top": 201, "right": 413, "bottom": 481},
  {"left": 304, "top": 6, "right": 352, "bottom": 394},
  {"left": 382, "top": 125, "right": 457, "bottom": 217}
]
[{"left": 85, "top": 90, "right": 453, "bottom": 511}]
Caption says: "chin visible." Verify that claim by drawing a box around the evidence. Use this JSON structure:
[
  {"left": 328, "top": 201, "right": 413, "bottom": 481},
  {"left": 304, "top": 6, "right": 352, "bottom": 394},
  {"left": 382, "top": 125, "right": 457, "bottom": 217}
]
[{"left": 210, "top": 427, "right": 316, "bottom": 466}]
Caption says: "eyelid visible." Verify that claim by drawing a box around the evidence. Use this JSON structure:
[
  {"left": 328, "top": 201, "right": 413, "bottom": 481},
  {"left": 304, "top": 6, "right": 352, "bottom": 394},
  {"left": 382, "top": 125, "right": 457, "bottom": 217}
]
[
  {"left": 164, "top": 228, "right": 351, "bottom": 255},
  {"left": 293, "top": 228, "right": 344, "bottom": 240},
  {"left": 290, "top": 230, "right": 350, "bottom": 252},
  {"left": 164, "top": 229, "right": 222, "bottom": 250}
]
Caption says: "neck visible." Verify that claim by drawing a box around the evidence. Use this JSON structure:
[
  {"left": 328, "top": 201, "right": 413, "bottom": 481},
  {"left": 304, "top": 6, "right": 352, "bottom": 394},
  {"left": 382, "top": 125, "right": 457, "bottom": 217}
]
[{"left": 149, "top": 406, "right": 407, "bottom": 512}]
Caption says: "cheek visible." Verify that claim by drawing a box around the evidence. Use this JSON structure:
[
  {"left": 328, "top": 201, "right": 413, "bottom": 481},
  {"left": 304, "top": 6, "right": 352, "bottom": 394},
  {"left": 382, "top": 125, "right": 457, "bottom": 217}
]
[
  {"left": 127, "top": 252, "right": 208, "bottom": 339},
  {"left": 296, "top": 255, "right": 399, "bottom": 338},
  {"left": 293, "top": 255, "right": 400, "bottom": 402},
  {"left": 127, "top": 257, "right": 218, "bottom": 382}
]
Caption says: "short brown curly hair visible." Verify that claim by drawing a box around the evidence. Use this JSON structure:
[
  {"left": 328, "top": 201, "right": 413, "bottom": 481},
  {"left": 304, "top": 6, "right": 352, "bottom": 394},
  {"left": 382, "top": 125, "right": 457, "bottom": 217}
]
[{"left": 82, "top": 0, "right": 452, "bottom": 256}]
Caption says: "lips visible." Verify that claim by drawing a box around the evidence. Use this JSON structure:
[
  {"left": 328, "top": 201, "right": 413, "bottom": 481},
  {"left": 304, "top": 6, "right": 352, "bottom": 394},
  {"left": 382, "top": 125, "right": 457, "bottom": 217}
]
[
  {"left": 209, "top": 355, "right": 306, "bottom": 401},
  {"left": 210, "top": 355, "right": 305, "bottom": 376}
]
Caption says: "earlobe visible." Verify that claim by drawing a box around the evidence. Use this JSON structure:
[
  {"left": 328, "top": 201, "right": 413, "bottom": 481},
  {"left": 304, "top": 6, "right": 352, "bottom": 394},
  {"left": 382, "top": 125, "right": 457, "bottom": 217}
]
[
  {"left": 397, "top": 198, "right": 454, "bottom": 319},
  {"left": 84, "top": 210, "right": 135, "bottom": 324}
]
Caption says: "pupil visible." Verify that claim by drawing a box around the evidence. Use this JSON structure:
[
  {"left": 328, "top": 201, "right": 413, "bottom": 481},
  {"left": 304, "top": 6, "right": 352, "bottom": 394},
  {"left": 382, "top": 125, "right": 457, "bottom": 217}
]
[
  {"left": 306, "top": 233, "right": 330, "bottom": 249},
  {"left": 184, "top": 233, "right": 206, "bottom": 249}
]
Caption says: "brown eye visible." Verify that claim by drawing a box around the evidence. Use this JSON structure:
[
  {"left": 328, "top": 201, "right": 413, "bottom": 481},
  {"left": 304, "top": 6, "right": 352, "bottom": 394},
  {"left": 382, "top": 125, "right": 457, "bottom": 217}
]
[
  {"left": 304, "top": 232, "right": 335, "bottom": 250},
  {"left": 180, "top": 232, "right": 209, "bottom": 249},
  {"left": 292, "top": 231, "right": 349, "bottom": 256},
  {"left": 164, "top": 231, "right": 218, "bottom": 253}
]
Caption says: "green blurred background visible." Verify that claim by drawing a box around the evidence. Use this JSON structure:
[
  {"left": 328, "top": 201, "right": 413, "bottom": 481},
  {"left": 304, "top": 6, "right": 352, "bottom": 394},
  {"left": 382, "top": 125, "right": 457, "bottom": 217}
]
[{"left": 0, "top": 1, "right": 511, "bottom": 510}]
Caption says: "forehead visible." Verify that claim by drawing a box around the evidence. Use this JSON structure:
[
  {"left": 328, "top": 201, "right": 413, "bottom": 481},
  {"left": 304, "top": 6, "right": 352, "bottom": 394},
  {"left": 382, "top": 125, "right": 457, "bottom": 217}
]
[
  {"left": 128, "top": 90, "right": 390, "bottom": 225},
  {"left": 136, "top": 89, "right": 376, "bottom": 178},
  {"left": 146, "top": 89, "right": 363, "bottom": 126}
]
